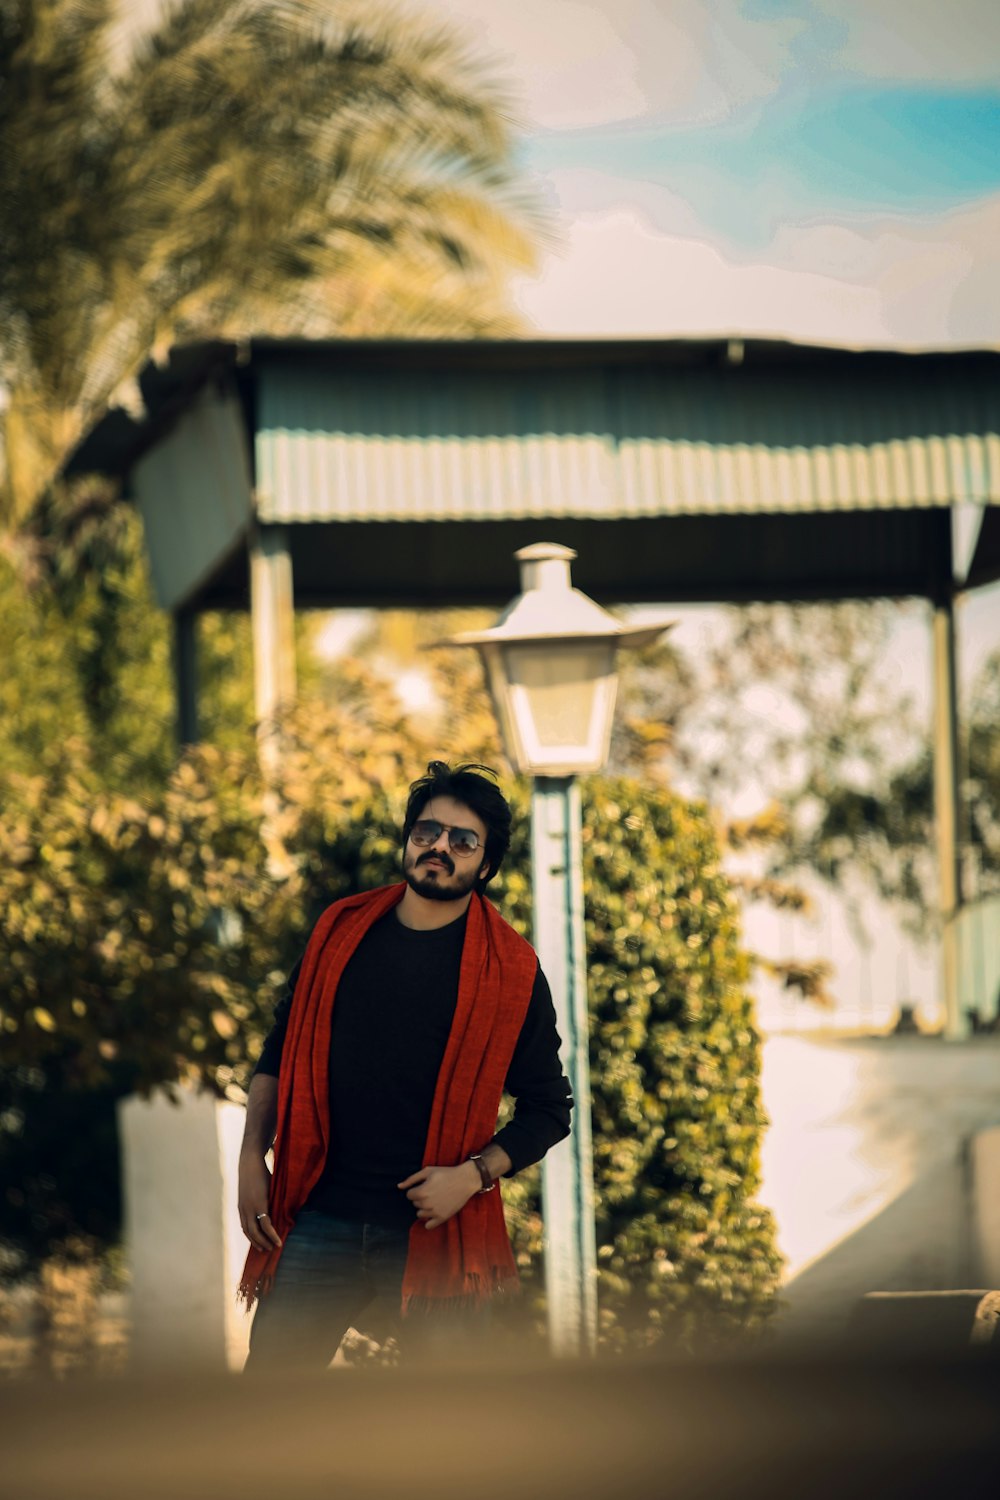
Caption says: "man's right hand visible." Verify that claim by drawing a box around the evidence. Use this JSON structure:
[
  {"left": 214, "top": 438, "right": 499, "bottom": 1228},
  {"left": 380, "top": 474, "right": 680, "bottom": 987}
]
[{"left": 238, "top": 1155, "right": 283, "bottom": 1252}]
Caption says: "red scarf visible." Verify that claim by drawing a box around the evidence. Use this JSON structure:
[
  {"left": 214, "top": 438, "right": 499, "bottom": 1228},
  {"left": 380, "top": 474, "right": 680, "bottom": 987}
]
[{"left": 238, "top": 882, "right": 538, "bottom": 1313}]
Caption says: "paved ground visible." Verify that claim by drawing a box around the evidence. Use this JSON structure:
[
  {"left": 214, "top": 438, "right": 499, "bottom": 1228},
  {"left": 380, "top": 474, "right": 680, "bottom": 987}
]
[{"left": 3, "top": 1353, "right": 1000, "bottom": 1499}]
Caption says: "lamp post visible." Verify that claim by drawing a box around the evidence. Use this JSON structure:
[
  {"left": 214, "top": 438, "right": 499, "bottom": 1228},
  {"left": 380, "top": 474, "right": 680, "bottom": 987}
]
[{"left": 435, "top": 543, "right": 672, "bottom": 1355}]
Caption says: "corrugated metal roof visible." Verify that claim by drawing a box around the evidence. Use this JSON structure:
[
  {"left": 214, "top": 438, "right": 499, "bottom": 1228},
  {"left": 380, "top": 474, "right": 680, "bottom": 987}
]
[{"left": 254, "top": 359, "right": 1000, "bottom": 525}]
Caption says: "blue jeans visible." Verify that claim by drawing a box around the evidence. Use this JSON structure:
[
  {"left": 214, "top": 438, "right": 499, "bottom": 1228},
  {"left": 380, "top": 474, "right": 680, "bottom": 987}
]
[
  {"left": 244, "top": 1209, "right": 490, "bottom": 1372},
  {"left": 245, "top": 1209, "right": 411, "bottom": 1373}
]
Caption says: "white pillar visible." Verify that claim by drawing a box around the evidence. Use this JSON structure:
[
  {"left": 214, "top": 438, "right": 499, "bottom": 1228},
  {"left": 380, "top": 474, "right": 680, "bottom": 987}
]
[
  {"left": 250, "top": 524, "right": 297, "bottom": 734},
  {"left": 534, "top": 777, "right": 598, "bottom": 1356},
  {"left": 118, "top": 1090, "right": 251, "bottom": 1372},
  {"left": 970, "top": 1124, "right": 1000, "bottom": 1287},
  {"left": 932, "top": 597, "right": 963, "bottom": 1039},
  {"left": 249, "top": 525, "right": 297, "bottom": 874}
]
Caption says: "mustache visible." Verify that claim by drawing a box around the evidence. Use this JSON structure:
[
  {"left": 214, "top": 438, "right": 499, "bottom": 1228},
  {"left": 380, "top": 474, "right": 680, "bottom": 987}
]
[{"left": 417, "top": 850, "right": 454, "bottom": 873}]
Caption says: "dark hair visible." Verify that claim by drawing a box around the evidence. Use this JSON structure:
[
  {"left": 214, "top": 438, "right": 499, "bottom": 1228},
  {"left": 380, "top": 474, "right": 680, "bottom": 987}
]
[{"left": 402, "top": 761, "right": 512, "bottom": 886}]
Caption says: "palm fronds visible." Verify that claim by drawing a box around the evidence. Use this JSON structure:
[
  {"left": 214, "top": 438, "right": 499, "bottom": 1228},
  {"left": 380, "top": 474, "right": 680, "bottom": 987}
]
[{"left": 0, "top": 0, "right": 545, "bottom": 522}]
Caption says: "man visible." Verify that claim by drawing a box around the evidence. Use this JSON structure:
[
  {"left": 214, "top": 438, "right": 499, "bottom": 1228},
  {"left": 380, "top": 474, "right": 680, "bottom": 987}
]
[{"left": 238, "top": 760, "right": 573, "bottom": 1370}]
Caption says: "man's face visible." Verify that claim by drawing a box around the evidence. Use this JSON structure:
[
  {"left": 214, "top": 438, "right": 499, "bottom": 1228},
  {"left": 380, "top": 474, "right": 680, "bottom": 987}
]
[{"left": 402, "top": 795, "right": 490, "bottom": 903}]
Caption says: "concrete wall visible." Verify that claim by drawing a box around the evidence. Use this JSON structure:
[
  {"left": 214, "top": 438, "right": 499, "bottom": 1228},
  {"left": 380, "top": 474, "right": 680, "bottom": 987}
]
[
  {"left": 118, "top": 1091, "right": 250, "bottom": 1372},
  {"left": 757, "top": 1034, "right": 1000, "bottom": 1343},
  {"left": 971, "top": 1124, "right": 1000, "bottom": 1288}
]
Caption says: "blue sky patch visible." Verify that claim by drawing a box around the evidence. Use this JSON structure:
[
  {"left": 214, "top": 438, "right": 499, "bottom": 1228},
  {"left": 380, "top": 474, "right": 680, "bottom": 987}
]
[{"left": 525, "top": 85, "right": 1000, "bottom": 248}]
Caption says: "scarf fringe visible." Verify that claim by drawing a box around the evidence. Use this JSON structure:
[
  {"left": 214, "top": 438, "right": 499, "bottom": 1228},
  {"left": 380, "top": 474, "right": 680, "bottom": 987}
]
[
  {"left": 237, "top": 1277, "right": 262, "bottom": 1311},
  {"left": 237, "top": 1258, "right": 276, "bottom": 1310},
  {"left": 401, "top": 1267, "right": 519, "bottom": 1318}
]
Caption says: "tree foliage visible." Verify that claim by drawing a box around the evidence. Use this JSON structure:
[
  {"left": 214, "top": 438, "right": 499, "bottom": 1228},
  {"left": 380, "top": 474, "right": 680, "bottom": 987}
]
[
  {"left": 606, "top": 597, "right": 999, "bottom": 967},
  {"left": 504, "top": 781, "right": 780, "bottom": 1349},
  {"left": 0, "top": 0, "right": 542, "bottom": 520},
  {"left": 610, "top": 600, "right": 922, "bottom": 811},
  {"left": 790, "top": 648, "right": 1000, "bottom": 931},
  {"left": 0, "top": 730, "right": 275, "bottom": 1270}
]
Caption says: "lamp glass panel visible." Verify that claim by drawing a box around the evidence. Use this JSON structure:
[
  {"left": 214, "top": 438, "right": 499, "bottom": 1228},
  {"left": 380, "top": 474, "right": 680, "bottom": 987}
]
[{"left": 502, "top": 643, "right": 614, "bottom": 751}]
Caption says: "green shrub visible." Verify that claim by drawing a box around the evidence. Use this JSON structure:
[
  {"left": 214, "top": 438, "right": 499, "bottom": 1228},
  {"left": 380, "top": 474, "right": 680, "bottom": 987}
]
[
  {"left": 0, "top": 735, "right": 289, "bottom": 1274},
  {"left": 1, "top": 694, "right": 780, "bottom": 1344}
]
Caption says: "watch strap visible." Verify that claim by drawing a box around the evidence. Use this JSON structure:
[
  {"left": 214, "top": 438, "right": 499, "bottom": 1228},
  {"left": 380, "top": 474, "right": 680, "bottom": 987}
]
[{"left": 468, "top": 1153, "right": 496, "bottom": 1193}]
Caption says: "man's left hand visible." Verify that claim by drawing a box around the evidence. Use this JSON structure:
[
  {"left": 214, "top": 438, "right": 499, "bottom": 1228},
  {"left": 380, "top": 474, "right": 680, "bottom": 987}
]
[{"left": 398, "top": 1162, "right": 481, "bottom": 1230}]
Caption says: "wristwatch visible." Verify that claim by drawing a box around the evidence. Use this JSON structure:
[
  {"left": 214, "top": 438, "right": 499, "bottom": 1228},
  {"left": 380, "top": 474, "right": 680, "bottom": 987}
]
[{"left": 467, "top": 1153, "right": 496, "bottom": 1193}]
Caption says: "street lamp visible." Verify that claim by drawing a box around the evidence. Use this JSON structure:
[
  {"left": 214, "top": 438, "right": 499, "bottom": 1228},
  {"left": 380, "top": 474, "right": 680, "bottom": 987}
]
[{"left": 435, "top": 542, "right": 672, "bottom": 1355}]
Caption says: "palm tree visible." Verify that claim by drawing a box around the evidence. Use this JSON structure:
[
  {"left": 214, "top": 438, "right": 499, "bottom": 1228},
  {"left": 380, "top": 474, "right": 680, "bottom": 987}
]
[{"left": 0, "top": 0, "right": 542, "bottom": 524}]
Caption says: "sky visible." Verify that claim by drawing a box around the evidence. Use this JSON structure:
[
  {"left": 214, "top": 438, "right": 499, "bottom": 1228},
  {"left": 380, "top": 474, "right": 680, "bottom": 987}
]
[
  {"left": 124, "top": 0, "right": 1000, "bottom": 344},
  {"left": 410, "top": 0, "right": 1000, "bottom": 346},
  {"left": 120, "top": 0, "right": 1000, "bottom": 345}
]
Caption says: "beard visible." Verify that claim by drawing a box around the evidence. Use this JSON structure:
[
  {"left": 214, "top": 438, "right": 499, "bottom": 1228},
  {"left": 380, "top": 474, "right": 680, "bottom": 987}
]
[{"left": 402, "top": 847, "right": 486, "bottom": 902}]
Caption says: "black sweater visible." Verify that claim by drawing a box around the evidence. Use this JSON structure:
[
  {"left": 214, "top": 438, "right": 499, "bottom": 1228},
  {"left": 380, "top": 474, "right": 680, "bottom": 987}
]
[{"left": 255, "top": 906, "right": 573, "bottom": 1228}]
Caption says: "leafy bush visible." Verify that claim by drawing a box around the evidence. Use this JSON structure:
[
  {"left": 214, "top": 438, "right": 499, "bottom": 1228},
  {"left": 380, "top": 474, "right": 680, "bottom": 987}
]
[
  {"left": 0, "top": 734, "right": 286, "bottom": 1273},
  {"left": 488, "top": 779, "right": 780, "bottom": 1350},
  {"left": 581, "top": 782, "right": 779, "bottom": 1346},
  {"left": 0, "top": 678, "right": 780, "bottom": 1342}
]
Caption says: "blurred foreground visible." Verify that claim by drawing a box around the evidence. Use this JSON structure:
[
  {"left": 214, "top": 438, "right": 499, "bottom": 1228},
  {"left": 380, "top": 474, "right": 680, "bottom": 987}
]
[{"left": 3, "top": 1351, "right": 1000, "bottom": 1500}]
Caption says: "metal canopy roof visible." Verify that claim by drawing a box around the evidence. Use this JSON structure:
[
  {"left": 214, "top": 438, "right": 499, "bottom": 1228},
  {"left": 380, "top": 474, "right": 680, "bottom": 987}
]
[
  {"left": 253, "top": 354, "right": 999, "bottom": 525},
  {"left": 66, "top": 336, "right": 1000, "bottom": 611}
]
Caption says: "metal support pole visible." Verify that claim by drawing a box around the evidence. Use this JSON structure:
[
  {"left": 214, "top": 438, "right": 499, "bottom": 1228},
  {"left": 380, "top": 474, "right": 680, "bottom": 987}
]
[
  {"left": 533, "top": 776, "right": 598, "bottom": 1356},
  {"left": 173, "top": 607, "right": 199, "bottom": 750},
  {"left": 932, "top": 596, "right": 964, "bottom": 1039},
  {"left": 249, "top": 525, "right": 297, "bottom": 876},
  {"left": 249, "top": 525, "right": 297, "bottom": 737}
]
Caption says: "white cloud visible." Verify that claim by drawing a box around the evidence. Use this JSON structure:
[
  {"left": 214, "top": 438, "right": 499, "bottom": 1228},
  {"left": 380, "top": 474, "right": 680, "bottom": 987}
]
[
  {"left": 512, "top": 200, "right": 888, "bottom": 343},
  {"left": 409, "top": 0, "right": 649, "bottom": 129},
  {"left": 415, "top": 0, "right": 800, "bottom": 130},
  {"left": 512, "top": 176, "right": 1000, "bottom": 346},
  {"left": 417, "top": 0, "right": 1000, "bottom": 134},
  {"left": 530, "top": 166, "right": 704, "bottom": 234},
  {"left": 814, "top": 0, "right": 1000, "bottom": 86},
  {"left": 767, "top": 196, "right": 1000, "bottom": 345}
]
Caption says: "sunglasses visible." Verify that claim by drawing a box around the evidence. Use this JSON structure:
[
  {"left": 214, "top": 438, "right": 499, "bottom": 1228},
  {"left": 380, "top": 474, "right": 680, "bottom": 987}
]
[{"left": 409, "top": 819, "right": 484, "bottom": 858}]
